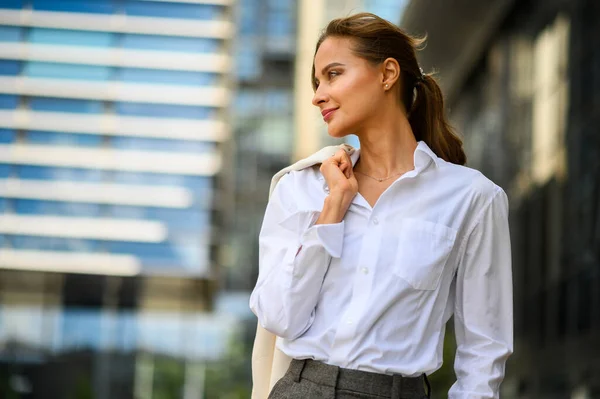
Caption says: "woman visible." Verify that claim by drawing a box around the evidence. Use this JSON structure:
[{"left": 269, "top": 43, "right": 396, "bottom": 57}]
[{"left": 250, "top": 12, "right": 513, "bottom": 399}]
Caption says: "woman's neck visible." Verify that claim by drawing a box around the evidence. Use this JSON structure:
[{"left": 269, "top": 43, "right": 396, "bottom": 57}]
[{"left": 354, "top": 112, "right": 418, "bottom": 177}]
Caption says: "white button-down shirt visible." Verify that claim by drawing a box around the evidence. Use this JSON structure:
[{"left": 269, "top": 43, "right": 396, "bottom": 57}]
[{"left": 249, "top": 141, "right": 513, "bottom": 398}]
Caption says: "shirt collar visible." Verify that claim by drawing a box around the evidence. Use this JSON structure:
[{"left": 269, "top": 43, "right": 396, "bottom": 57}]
[
  {"left": 414, "top": 140, "right": 441, "bottom": 170},
  {"left": 349, "top": 140, "right": 440, "bottom": 172}
]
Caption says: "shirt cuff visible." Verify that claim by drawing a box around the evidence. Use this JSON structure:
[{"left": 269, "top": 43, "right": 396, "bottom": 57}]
[{"left": 300, "top": 220, "right": 345, "bottom": 258}]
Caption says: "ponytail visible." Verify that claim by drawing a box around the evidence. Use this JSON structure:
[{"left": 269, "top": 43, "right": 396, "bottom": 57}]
[{"left": 408, "top": 74, "right": 467, "bottom": 165}]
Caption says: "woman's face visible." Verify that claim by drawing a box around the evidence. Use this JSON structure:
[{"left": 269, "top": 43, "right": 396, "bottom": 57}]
[{"left": 312, "top": 36, "right": 385, "bottom": 138}]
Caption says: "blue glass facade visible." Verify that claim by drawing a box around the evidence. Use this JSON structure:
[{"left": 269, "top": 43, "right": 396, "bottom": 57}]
[
  {"left": 0, "top": 0, "right": 228, "bottom": 277},
  {"left": 364, "top": 0, "right": 408, "bottom": 22},
  {"left": 26, "top": 0, "right": 224, "bottom": 19},
  {"left": 0, "top": 1, "right": 243, "bottom": 397},
  {"left": 16, "top": 165, "right": 104, "bottom": 181}
]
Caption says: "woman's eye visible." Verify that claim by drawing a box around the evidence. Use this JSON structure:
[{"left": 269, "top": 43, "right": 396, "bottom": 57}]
[{"left": 328, "top": 70, "right": 340, "bottom": 78}]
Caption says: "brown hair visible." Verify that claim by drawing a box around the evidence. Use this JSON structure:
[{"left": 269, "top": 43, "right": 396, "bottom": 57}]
[{"left": 312, "top": 13, "right": 466, "bottom": 165}]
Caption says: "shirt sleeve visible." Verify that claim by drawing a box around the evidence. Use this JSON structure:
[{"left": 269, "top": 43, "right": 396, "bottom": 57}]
[
  {"left": 448, "top": 188, "right": 514, "bottom": 399},
  {"left": 249, "top": 172, "right": 345, "bottom": 340}
]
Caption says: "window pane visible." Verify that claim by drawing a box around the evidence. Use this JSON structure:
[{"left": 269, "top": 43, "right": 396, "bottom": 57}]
[
  {"left": 238, "top": 2, "right": 259, "bottom": 35},
  {"left": 267, "top": 10, "right": 292, "bottom": 37},
  {"left": 0, "top": 164, "right": 10, "bottom": 178},
  {"left": 26, "top": 131, "right": 103, "bottom": 147},
  {"left": 233, "top": 89, "right": 263, "bottom": 117},
  {"left": 60, "top": 308, "right": 102, "bottom": 350},
  {"left": 264, "top": 89, "right": 292, "bottom": 114},
  {"left": 24, "top": 61, "right": 112, "bottom": 81},
  {"left": 124, "top": 1, "right": 223, "bottom": 20},
  {"left": 0, "top": 95, "right": 19, "bottom": 109},
  {"left": 111, "top": 136, "right": 215, "bottom": 153},
  {"left": 14, "top": 199, "right": 102, "bottom": 217},
  {"left": 107, "top": 241, "right": 208, "bottom": 268},
  {"left": 32, "top": 0, "right": 117, "bottom": 14},
  {"left": 29, "top": 97, "right": 104, "bottom": 114},
  {"left": 0, "top": 0, "right": 25, "bottom": 9},
  {"left": 235, "top": 41, "right": 261, "bottom": 80},
  {"left": 109, "top": 205, "right": 209, "bottom": 231},
  {"left": 0, "top": 60, "right": 21, "bottom": 76},
  {"left": 0, "top": 129, "right": 17, "bottom": 143},
  {"left": 120, "top": 34, "right": 220, "bottom": 53},
  {"left": 16, "top": 165, "right": 104, "bottom": 182},
  {"left": 149, "top": 208, "right": 209, "bottom": 231},
  {"left": 267, "top": 0, "right": 293, "bottom": 11},
  {"left": 29, "top": 28, "right": 114, "bottom": 48},
  {"left": 112, "top": 172, "right": 212, "bottom": 192},
  {"left": 115, "top": 102, "right": 215, "bottom": 119},
  {"left": 0, "top": 94, "right": 19, "bottom": 109},
  {"left": 115, "top": 68, "right": 219, "bottom": 86},
  {"left": 11, "top": 235, "right": 101, "bottom": 252},
  {"left": 0, "top": 26, "right": 23, "bottom": 42}
]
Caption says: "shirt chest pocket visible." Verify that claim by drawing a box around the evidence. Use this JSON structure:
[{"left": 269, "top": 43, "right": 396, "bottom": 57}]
[{"left": 393, "top": 218, "right": 458, "bottom": 290}]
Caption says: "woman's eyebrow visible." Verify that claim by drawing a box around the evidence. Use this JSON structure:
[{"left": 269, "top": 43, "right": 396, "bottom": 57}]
[{"left": 319, "top": 62, "right": 345, "bottom": 77}]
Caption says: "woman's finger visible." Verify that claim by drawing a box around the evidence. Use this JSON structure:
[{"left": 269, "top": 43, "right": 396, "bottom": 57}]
[
  {"left": 337, "top": 154, "right": 346, "bottom": 168},
  {"left": 340, "top": 150, "right": 352, "bottom": 178},
  {"left": 339, "top": 163, "right": 348, "bottom": 179}
]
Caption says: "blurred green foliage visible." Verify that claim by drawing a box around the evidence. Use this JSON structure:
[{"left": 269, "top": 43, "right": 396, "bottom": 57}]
[
  {"left": 204, "top": 331, "right": 253, "bottom": 399},
  {"left": 429, "top": 320, "right": 458, "bottom": 396}
]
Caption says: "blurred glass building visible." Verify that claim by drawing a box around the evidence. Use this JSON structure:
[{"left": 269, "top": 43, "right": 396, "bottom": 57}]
[
  {"left": 0, "top": 0, "right": 239, "bottom": 397},
  {"left": 402, "top": 0, "right": 600, "bottom": 397},
  {"left": 227, "top": 0, "right": 297, "bottom": 292},
  {"left": 209, "top": 0, "right": 301, "bottom": 396}
]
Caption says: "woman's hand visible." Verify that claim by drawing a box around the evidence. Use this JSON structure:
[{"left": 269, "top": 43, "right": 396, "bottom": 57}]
[
  {"left": 316, "top": 149, "right": 358, "bottom": 224},
  {"left": 320, "top": 148, "right": 358, "bottom": 195}
]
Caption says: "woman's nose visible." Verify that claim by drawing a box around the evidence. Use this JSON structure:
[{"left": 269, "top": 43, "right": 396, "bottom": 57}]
[{"left": 312, "top": 87, "right": 328, "bottom": 107}]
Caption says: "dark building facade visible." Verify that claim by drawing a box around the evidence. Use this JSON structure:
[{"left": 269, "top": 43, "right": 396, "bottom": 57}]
[{"left": 402, "top": 0, "right": 600, "bottom": 397}]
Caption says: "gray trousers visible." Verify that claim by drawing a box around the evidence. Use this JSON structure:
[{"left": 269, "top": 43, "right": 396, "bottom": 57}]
[{"left": 267, "top": 359, "right": 431, "bottom": 399}]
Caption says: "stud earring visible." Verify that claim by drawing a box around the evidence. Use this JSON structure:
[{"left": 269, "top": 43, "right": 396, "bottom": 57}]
[{"left": 385, "top": 84, "right": 389, "bottom": 89}]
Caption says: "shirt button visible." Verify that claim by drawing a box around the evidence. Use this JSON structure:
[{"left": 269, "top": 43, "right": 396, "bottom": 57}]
[
  {"left": 361, "top": 267, "right": 369, "bottom": 274},
  {"left": 346, "top": 318, "right": 353, "bottom": 325},
  {"left": 372, "top": 217, "right": 379, "bottom": 225}
]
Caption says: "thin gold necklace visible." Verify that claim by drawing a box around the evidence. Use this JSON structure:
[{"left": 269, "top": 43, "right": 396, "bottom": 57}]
[{"left": 354, "top": 169, "right": 405, "bottom": 182}]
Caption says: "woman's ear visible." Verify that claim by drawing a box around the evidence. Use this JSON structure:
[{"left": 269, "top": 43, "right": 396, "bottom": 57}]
[{"left": 381, "top": 57, "right": 400, "bottom": 89}]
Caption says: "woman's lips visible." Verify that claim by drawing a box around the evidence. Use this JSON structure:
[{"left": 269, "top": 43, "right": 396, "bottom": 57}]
[{"left": 322, "top": 109, "right": 337, "bottom": 121}]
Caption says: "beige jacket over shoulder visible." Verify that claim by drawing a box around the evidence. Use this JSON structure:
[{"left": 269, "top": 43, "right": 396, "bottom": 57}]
[{"left": 250, "top": 143, "right": 355, "bottom": 399}]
